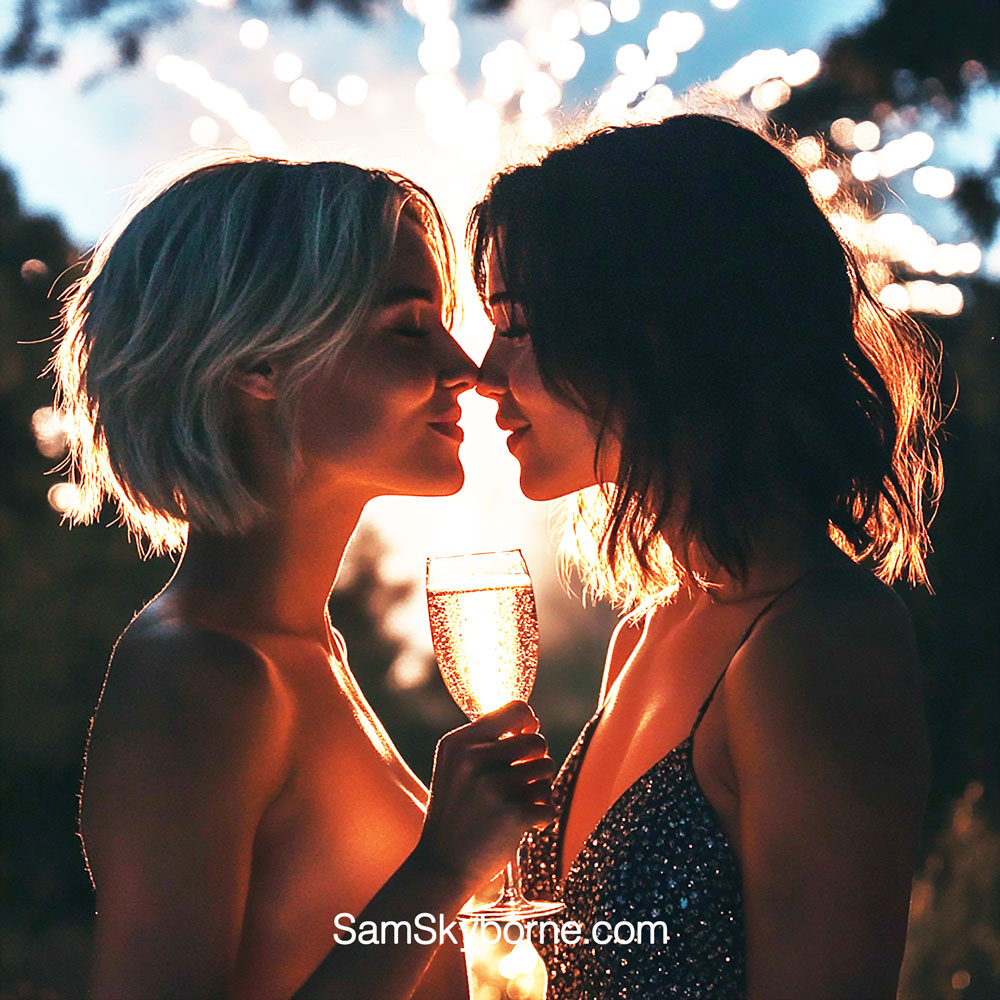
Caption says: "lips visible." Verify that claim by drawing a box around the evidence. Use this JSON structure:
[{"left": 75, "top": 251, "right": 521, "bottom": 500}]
[
  {"left": 495, "top": 411, "right": 530, "bottom": 453},
  {"left": 428, "top": 420, "right": 464, "bottom": 442},
  {"left": 506, "top": 426, "right": 529, "bottom": 453}
]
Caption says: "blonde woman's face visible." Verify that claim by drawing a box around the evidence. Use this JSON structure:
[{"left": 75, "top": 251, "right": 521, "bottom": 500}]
[
  {"left": 476, "top": 251, "right": 616, "bottom": 501},
  {"left": 296, "top": 217, "right": 476, "bottom": 498}
]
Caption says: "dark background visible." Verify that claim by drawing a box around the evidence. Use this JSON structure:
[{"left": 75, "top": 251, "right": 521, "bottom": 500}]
[{"left": 2, "top": 0, "right": 998, "bottom": 996}]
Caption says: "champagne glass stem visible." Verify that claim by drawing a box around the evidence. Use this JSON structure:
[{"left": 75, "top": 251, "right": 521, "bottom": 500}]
[{"left": 498, "top": 861, "right": 521, "bottom": 907}]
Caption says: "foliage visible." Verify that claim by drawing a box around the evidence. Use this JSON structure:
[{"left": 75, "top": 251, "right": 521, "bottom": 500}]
[
  {"left": 767, "top": 0, "right": 1000, "bottom": 843},
  {"left": 774, "top": 0, "right": 1000, "bottom": 242},
  {"left": 899, "top": 782, "right": 1000, "bottom": 1000}
]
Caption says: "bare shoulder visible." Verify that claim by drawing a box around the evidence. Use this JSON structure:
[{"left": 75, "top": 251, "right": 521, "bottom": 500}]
[
  {"left": 105, "top": 613, "right": 290, "bottom": 726},
  {"left": 724, "top": 562, "right": 928, "bottom": 798},
  {"left": 84, "top": 614, "right": 294, "bottom": 828},
  {"left": 737, "top": 563, "right": 921, "bottom": 691},
  {"left": 722, "top": 569, "right": 930, "bottom": 998}
]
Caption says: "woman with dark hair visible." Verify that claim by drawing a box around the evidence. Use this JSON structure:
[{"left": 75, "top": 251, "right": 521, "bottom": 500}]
[
  {"left": 54, "top": 151, "right": 554, "bottom": 1000},
  {"left": 470, "top": 114, "right": 942, "bottom": 999}
]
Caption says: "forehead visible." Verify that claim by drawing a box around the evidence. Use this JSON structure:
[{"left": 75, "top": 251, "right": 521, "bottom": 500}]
[
  {"left": 381, "top": 213, "right": 444, "bottom": 309},
  {"left": 390, "top": 215, "right": 436, "bottom": 281}
]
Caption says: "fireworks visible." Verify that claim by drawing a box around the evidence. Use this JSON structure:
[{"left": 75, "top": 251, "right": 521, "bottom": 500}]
[{"left": 144, "top": 0, "right": 983, "bottom": 318}]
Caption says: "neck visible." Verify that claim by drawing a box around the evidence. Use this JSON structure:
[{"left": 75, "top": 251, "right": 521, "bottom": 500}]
[
  {"left": 683, "top": 521, "right": 849, "bottom": 606},
  {"left": 167, "top": 486, "right": 371, "bottom": 647}
]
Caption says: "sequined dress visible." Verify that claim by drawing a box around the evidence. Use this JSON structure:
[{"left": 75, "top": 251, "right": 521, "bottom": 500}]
[{"left": 518, "top": 590, "right": 800, "bottom": 999}]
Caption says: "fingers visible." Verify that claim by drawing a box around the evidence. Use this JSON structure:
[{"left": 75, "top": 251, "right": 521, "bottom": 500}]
[
  {"left": 470, "top": 700, "right": 539, "bottom": 739},
  {"left": 505, "top": 753, "right": 554, "bottom": 785},
  {"left": 521, "top": 800, "right": 556, "bottom": 830},
  {"left": 474, "top": 732, "right": 549, "bottom": 766},
  {"left": 437, "top": 702, "right": 544, "bottom": 761}
]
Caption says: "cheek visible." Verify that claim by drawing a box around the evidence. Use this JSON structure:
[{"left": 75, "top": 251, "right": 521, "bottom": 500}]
[
  {"left": 508, "top": 350, "right": 548, "bottom": 408},
  {"left": 296, "top": 363, "right": 427, "bottom": 457}
]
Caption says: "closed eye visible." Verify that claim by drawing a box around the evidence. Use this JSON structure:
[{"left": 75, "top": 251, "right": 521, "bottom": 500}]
[
  {"left": 392, "top": 327, "right": 432, "bottom": 339},
  {"left": 496, "top": 325, "right": 529, "bottom": 341}
]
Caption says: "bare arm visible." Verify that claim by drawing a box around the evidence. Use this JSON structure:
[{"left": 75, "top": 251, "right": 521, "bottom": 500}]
[
  {"left": 85, "top": 625, "right": 550, "bottom": 1000},
  {"left": 725, "top": 578, "right": 930, "bottom": 1000},
  {"left": 82, "top": 624, "right": 293, "bottom": 1000},
  {"left": 293, "top": 701, "right": 554, "bottom": 1000}
]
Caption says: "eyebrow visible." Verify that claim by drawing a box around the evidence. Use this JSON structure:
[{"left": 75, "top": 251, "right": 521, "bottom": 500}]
[{"left": 379, "top": 287, "right": 436, "bottom": 307}]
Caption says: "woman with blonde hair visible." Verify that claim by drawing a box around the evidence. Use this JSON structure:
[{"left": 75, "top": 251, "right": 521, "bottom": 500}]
[
  {"left": 54, "top": 152, "right": 554, "bottom": 999},
  {"left": 470, "top": 114, "right": 942, "bottom": 999}
]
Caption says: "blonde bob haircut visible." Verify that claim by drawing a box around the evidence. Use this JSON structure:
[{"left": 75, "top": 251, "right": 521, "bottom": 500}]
[{"left": 52, "top": 151, "right": 455, "bottom": 555}]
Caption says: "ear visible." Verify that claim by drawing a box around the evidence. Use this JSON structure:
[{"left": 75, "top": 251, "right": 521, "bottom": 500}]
[{"left": 231, "top": 360, "right": 279, "bottom": 401}]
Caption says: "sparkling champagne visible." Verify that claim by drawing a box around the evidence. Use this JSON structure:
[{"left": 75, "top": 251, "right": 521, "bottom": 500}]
[
  {"left": 427, "top": 576, "right": 538, "bottom": 720},
  {"left": 425, "top": 551, "right": 564, "bottom": 920}
]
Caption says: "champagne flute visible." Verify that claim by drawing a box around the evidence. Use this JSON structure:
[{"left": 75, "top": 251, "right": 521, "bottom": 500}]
[{"left": 426, "top": 550, "right": 564, "bottom": 920}]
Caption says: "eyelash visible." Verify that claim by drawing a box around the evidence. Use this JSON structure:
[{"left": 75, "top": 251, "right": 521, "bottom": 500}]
[
  {"left": 497, "top": 325, "right": 529, "bottom": 341},
  {"left": 392, "top": 327, "right": 431, "bottom": 339}
]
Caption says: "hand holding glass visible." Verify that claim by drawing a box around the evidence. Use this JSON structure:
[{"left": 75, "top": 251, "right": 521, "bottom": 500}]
[{"left": 426, "top": 550, "right": 564, "bottom": 920}]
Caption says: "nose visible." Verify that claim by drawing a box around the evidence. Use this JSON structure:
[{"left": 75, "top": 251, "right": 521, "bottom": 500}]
[
  {"left": 439, "top": 335, "right": 478, "bottom": 392},
  {"left": 475, "top": 338, "right": 508, "bottom": 401}
]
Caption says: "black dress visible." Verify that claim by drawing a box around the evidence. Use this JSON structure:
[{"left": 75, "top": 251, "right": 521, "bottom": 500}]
[{"left": 519, "top": 585, "right": 809, "bottom": 998}]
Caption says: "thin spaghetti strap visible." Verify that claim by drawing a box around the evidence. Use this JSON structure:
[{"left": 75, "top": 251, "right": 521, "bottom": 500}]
[{"left": 688, "top": 563, "right": 836, "bottom": 739}]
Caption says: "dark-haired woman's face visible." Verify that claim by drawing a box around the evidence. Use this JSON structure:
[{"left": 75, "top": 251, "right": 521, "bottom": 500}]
[{"left": 476, "top": 252, "right": 615, "bottom": 501}]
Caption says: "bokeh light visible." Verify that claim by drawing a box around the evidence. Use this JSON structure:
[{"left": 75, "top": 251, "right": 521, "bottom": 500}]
[
  {"left": 138, "top": 0, "right": 984, "bottom": 349},
  {"left": 189, "top": 115, "right": 220, "bottom": 145},
  {"left": 830, "top": 116, "right": 856, "bottom": 148},
  {"left": 877, "top": 131, "right": 934, "bottom": 177},
  {"left": 659, "top": 11, "right": 704, "bottom": 53},
  {"left": 238, "top": 18, "right": 268, "bottom": 49},
  {"left": 307, "top": 91, "right": 337, "bottom": 120},
  {"left": 47, "top": 482, "right": 80, "bottom": 515},
  {"left": 615, "top": 43, "right": 646, "bottom": 76},
  {"left": 610, "top": 0, "right": 641, "bottom": 23},
  {"left": 781, "top": 48, "right": 820, "bottom": 86},
  {"left": 20, "top": 258, "right": 48, "bottom": 282},
  {"left": 550, "top": 39, "right": 586, "bottom": 81},
  {"left": 273, "top": 52, "right": 303, "bottom": 83},
  {"left": 751, "top": 78, "right": 791, "bottom": 111},
  {"left": 337, "top": 74, "right": 369, "bottom": 106},
  {"left": 792, "top": 135, "right": 824, "bottom": 167},
  {"left": 579, "top": 1, "right": 612, "bottom": 35},
  {"left": 851, "top": 151, "right": 880, "bottom": 181},
  {"left": 550, "top": 10, "right": 580, "bottom": 41},
  {"left": 913, "top": 165, "right": 956, "bottom": 198},
  {"left": 851, "top": 120, "right": 880, "bottom": 151},
  {"left": 289, "top": 78, "right": 318, "bottom": 107},
  {"left": 808, "top": 167, "right": 840, "bottom": 200},
  {"left": 32, "top": 406, "right": 69, "bottom": 459}
]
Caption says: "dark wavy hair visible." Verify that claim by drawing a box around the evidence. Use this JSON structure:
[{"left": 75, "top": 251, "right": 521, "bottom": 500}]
[{"left": 469, "top": 114, "right": 943, "bottom": 604}]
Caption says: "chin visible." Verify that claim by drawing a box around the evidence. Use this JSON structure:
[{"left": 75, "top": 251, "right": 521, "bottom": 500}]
[
  {"left": 518, "top": 471, "right": 575, "bottom": 503},
  {"left": 417, "top": 462, "right": 466, "bottom": 497}
]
